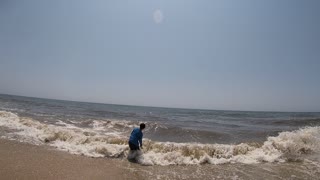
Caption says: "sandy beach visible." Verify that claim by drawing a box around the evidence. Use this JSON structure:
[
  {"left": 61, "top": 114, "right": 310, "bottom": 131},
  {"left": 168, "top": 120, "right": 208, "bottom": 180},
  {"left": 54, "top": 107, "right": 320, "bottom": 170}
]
[{"left": 0, "top": 139, "right": 143, "bottom": 180}]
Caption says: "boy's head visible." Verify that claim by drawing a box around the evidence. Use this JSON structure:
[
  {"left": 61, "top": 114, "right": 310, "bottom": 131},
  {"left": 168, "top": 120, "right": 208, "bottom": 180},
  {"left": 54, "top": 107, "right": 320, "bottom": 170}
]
[{"left": 140, "top": 123, "right": 146, "bottom": 130}]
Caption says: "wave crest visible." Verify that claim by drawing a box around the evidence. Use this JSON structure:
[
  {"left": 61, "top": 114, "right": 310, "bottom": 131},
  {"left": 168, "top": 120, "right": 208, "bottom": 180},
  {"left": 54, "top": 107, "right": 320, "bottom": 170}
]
[{"left": 0, "top": 111, "right": 319, "bottom": 166}]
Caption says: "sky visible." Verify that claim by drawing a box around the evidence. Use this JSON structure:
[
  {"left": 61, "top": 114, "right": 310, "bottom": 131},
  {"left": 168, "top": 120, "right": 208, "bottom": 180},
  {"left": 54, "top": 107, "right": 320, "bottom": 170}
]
[{"left": 0, "top": 0, "right": 320, "bottom": 112}]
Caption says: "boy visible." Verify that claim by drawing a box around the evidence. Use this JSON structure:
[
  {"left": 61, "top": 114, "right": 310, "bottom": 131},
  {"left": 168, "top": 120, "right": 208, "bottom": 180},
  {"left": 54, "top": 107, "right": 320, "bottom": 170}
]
[{"left": 128, "top": 123, "right": 145, "bottom": 150}]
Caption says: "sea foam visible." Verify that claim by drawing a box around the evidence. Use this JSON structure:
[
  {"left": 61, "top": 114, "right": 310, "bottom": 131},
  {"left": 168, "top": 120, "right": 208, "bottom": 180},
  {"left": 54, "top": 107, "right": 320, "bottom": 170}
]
[{"left": 0, "top": 111, "right": 319, "bottom": 166}]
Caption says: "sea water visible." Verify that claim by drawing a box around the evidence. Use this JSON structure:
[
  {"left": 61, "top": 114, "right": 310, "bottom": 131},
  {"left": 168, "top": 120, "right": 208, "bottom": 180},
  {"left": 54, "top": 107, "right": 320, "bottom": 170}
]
[{"left": 0, "top": 94, "right": 320, "bottom": 179}]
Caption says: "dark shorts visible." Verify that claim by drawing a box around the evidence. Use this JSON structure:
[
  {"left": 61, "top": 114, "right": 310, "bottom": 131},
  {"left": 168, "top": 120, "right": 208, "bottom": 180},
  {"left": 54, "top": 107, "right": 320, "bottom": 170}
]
[{"left": 128, "top": 141, "right": 140, "bottom": 150}]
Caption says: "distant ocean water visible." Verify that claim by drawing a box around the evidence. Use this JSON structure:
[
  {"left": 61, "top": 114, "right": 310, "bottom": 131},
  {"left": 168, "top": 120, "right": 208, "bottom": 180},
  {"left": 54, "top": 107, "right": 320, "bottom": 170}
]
[{"left": 1, "top": 94, "right": 320, "bottom": 178}]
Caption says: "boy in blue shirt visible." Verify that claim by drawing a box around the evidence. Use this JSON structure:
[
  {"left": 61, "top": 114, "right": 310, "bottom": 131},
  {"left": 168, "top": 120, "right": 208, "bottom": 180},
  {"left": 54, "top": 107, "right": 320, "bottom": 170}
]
[{"left": 128, "top": 123, "right": 145, "bottom": 150}]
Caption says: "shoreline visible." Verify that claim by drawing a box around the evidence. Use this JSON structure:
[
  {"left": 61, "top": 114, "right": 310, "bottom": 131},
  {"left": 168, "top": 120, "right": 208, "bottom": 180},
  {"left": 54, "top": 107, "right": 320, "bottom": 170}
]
[
  {"left": 0, "top": 139, "right": 319, "bottom": 180},
  {"left": 0, "top": 139, "right": 143, "bottom": 180}
]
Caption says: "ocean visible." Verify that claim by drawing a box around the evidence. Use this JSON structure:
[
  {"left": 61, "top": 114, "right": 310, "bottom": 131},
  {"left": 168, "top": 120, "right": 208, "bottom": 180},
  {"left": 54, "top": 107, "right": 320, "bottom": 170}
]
[{"left": 0, "top": 94, "right": 320, "bottom": 179}]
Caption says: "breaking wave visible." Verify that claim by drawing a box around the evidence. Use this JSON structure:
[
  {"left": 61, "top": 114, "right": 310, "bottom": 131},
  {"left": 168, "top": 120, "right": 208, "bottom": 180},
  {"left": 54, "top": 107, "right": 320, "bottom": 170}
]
[{"left": 0, "top": 111, "right": 319, "bottom": 166}]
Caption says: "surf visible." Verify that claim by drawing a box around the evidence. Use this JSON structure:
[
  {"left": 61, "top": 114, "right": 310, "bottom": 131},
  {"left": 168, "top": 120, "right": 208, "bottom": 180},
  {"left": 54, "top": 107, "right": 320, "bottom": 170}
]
[{"left": 0, "top": 111, "right": 319, "bottom": 166}]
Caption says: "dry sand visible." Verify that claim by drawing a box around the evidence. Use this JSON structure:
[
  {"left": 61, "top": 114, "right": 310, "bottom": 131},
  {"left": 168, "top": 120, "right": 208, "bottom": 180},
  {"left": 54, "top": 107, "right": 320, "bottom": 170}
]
[{"left": 0, "top": 139, "right": 144, "bottom": 180}]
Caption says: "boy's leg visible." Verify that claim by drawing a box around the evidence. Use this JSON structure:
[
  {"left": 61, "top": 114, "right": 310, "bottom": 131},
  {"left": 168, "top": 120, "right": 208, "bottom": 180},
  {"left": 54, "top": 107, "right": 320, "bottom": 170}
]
[{"left": 129, "top": 142, "right": 140, "bottom": 150}]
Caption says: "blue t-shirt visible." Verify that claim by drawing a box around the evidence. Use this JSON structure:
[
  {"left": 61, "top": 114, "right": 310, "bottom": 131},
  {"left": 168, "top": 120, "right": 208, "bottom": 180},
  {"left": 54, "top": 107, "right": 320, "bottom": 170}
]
[{"left": 129, "top": 127, "right": 143, "bottom": 146}]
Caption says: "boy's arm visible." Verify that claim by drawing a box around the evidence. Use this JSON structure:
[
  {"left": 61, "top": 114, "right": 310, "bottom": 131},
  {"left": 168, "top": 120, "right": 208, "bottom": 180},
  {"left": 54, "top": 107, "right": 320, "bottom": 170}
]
[{"left": 138, "top": 133, "right": 143, "bottom": 148}]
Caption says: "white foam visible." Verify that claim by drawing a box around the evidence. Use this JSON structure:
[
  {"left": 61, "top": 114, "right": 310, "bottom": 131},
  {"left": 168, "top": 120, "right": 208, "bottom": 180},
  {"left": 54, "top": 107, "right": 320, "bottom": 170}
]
[
  {"left": 91, "top": 119, "right": 138, "bottom": 132},
  {"left": 55, "top": 120, "right": 77, "bottom": 129},
  {"left": 0, "top": 111, "right": 128, "bottom": 157},
  {"left": 0, "top": 111, "right": 319, "bottom": 166}
]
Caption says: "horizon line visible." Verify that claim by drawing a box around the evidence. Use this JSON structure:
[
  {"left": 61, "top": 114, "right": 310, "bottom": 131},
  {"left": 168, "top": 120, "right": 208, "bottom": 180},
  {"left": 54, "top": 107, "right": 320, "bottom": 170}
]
[{"left": 0, "top": 93, "right": 319, "bottom": 113}]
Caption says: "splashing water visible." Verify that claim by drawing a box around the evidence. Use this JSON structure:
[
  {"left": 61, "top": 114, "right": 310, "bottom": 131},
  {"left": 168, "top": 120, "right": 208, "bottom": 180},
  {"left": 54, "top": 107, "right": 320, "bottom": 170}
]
[{"left": 1, "top": 111, "right": 320, "bottom": 166}]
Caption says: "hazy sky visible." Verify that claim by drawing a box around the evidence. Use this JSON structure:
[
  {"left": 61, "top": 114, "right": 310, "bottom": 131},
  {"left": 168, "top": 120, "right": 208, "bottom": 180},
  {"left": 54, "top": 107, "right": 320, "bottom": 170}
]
[{"left": 1, "top": 0, "right": 320, "bottom": 112}]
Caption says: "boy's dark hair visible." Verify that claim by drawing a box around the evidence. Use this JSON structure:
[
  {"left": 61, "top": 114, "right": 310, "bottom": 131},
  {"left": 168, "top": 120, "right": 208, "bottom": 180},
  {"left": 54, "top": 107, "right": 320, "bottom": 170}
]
[{"left": 140, "top": 123, "right": 146, "bottom": 130}]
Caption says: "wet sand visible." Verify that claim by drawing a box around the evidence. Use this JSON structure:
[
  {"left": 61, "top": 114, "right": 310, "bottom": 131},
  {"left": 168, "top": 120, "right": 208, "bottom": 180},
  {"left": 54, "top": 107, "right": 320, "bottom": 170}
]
[{"left": 0, "top": 139, "right": 143, "bottom": 180}]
